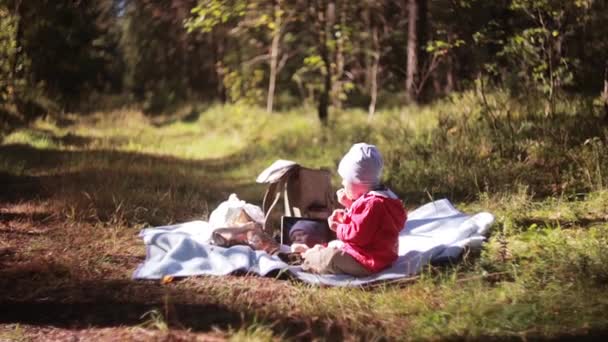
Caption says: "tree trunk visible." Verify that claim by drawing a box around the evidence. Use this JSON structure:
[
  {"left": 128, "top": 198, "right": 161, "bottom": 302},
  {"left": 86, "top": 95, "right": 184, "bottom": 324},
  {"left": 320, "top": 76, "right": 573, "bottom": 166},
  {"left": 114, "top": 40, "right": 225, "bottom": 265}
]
[
  {"left": 318, "top": 79, "right": 329, "bottom": 123},
  {"left": 316, "top": 0, "right": 333, "bottom": 124},
  {"left": 432, "top": 74, "right": 441, "bottom": 95},
  {"left": 266, "top": 0, "right": 281, "bottom": 113},
  {"left": 368, "top": 25, "right": 379, "bottom": 118},
  {"left": 319, "top": 43, "right": 331, "bottom": 124},
  {"left": 10, "top": 0, "right": 23, "bottom": 101},
  {"left": 418, "top": 0, "right": 428, "bottom": 75},
  {"left": 309, "top": 0, "right": 334, "bottom": 123},
  {"left": 236, "top": 41, "right": 245, "bottom": 99},
  {"left": 603, "top": 60, "right": 608, "bottom": 123},
  {"left": 362, "top": 7, "right": 372, "bottom": 91},
  {"left": 331, "top": 0, "right": 344, "bottom": 109},
  {"left": 213, "top": 31, "right": 227, "bottom": 103},
  {"left": 266, "top": 31, "right": 280, "bottom": 113},
  {"left": 445, "top": 54, "right": 454, "bottom": 93},
  {"left": 405, "top": 0, "right": 418, "bottom": 102}
]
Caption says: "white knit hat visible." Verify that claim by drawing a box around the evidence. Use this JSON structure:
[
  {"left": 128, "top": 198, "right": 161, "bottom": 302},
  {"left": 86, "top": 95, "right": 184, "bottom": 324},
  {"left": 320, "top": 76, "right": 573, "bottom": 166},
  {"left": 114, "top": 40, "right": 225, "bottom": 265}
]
[{"left": 338, "top": 143, "right": 383, "bottom": 186}]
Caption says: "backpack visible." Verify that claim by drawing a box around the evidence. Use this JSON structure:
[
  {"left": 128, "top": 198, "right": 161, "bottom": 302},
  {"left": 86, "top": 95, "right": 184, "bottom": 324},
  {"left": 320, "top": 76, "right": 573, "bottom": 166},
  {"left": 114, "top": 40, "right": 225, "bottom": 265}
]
[{"left": 256, "top": 160, "right": 335, "bottom": 234}]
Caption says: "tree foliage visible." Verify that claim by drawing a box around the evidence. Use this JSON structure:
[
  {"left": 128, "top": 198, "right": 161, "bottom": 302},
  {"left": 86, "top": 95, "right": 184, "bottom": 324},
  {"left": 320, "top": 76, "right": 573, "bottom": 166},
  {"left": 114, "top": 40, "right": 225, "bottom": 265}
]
[
  {"left": 0, "top": 3, "right": 18, "bottom": 102},
  {"left": 0, "top": 0, "right": 606, "bottom": 117}
]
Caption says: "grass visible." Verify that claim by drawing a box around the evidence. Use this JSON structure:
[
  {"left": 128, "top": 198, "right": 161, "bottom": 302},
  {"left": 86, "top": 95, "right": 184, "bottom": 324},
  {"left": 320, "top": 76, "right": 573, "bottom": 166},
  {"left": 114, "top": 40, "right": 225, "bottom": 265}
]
[
  {"left": 0, "top": 324, "right": 28, "bottom": 342},
  {"left": 1, "top": 95, "right": 607, "bottom": 340}
]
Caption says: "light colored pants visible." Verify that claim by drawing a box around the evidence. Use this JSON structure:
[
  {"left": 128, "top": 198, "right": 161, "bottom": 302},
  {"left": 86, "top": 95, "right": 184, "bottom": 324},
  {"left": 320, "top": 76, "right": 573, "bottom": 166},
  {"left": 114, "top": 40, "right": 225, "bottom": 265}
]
[{"left": 302, "top": 247, "right": 373, "bottom": 277}]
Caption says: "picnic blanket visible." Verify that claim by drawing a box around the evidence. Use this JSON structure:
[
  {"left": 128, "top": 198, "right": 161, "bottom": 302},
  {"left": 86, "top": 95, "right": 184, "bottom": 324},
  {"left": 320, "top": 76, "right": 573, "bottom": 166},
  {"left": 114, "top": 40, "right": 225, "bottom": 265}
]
[{"left": 133, "top": 199, "right": 494, "bottom": 287}]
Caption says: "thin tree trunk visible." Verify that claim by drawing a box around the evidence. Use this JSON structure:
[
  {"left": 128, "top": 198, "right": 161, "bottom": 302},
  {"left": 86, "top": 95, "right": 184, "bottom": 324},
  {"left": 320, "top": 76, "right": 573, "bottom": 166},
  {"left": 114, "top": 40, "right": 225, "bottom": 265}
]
[
  {"left": 445, "top": 55, "right": 454, "bottom": 93},
  {"left": 236, "top": 41, "right": 245, "bottom": 99},
  {"left": 213, "top": 31, "right": 227, "bottom": 103},
  {"left": 266, "top": 2, "right": 281, "bottom": 113},
  {"left": 362, "top": 7, "right": 372, "bottom": 91},
  {"left": 418, "top": 0, "right": 428, "bottom": 75},
  {"left": 309, "top": 0, "right": 334, "bottom": 123},
  {"left": 266, "top": 32, "right": 280, "bottom": 112},
  {"left": 432, "top": 74, "right": 441, "bottom": 95},
  {"left": 331, "top": 0, "right": 344, "bottom": 109},
  {"left": 603, "top": 60, "right": 608, "bottom": 123},
  {"left": 317, "top": 0, "right": 333, "bottom": 124},
  {"left": 319, "top": 71, "right": 330, "bottom": 123},
  {"left": 368, "top": 25, "right": 379, "bottom": 118},
  {"left": 405, "top": 0, "right": 418, "bottom": 102},
  {"left": 10, "top": 0, "right": 23, "bottom": 101},
  {"left": 444, "top": 30, "right": 455, "bottom": 94}
]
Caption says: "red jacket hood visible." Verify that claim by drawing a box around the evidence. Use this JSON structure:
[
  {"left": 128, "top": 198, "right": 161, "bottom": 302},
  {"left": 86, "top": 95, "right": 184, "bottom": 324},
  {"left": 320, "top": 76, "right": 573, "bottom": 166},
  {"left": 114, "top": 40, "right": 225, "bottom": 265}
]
[{"left": 367, "top": 190, "right": 407, "bottom": 231}]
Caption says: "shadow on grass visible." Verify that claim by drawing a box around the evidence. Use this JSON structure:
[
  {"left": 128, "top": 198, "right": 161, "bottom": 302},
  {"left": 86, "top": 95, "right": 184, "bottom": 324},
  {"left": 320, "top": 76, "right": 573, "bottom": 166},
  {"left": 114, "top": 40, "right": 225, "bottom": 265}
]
[
  {"left": 0, "top": 171, "right": 47, "bottom": 202},
  {"left": 0, "top": 140, "right": 336, "bottom": 337},
  {"left": 0, "top": 277, "right": 345, "bottom": 340},
  {"left": 149, "top": 102, "right": 213, "bottom": 127},
  {"left": 0, "top": 143, "right": 267, "bottom": 224},
  {"left": 0, "top": 212, "right": 54, "bottom": 222}
]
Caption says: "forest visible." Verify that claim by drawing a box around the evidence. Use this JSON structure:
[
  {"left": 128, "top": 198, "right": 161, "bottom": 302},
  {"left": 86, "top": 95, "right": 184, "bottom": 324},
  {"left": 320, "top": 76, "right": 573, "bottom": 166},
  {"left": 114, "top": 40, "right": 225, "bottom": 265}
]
[
  {"left": 1, "top": 0, "right": 608, "bottom": 340},
  {"left": 1, "top": 0, "right": 606, "bottom": 117}
]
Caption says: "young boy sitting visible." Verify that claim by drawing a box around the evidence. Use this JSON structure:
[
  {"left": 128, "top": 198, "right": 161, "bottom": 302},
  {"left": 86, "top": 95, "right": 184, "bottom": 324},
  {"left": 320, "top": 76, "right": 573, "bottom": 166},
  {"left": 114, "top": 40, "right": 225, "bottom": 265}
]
[{"left": 301, "top": 143, "right": 407, "bottom": 276}]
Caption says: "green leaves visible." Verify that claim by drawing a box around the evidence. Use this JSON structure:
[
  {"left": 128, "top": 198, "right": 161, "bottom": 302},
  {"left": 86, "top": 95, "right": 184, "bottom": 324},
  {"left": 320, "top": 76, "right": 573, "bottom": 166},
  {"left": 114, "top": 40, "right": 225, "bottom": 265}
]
[
  {"left": 497, "top": 2, "right": 577, "bottom": 111},
  {"left": 0, "top": 5, "right": 21, "bottom": 102},
  {"left": 425, "top": 39, "right": 465, "bottom": 56},
  {"left": 186, "top": 0, "right": 247, "bottom": 33}
]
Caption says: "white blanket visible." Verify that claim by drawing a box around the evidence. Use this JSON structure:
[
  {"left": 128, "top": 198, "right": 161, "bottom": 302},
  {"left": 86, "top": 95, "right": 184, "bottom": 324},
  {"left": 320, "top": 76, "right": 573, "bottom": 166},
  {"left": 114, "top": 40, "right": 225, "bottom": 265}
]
[{"left": 133, "top": 199, "right": 494, "bottom": 286}]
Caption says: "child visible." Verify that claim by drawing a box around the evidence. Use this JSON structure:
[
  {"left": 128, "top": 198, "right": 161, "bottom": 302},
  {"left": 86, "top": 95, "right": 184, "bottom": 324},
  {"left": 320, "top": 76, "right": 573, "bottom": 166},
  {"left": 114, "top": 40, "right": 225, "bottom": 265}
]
[{"left": 301, "top": 143, "right": 407, "bottom": 276}]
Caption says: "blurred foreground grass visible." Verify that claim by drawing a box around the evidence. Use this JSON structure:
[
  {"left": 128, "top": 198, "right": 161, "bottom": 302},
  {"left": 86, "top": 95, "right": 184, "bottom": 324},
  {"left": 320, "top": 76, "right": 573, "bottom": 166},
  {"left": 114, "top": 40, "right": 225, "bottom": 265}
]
[{"left": 1, "top": 95, "right": 607, "bottom": 340}]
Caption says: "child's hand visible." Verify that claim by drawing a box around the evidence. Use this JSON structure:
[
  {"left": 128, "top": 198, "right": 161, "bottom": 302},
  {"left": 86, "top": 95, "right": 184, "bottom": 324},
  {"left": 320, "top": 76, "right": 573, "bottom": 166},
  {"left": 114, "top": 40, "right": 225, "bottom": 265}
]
[
  {"left": 328, "top": 209, "right": 346, "bottom": 231},
  {"left": 336, "top": 188, "right": 353, "bottom": 208},
  {"left": 291, "top": 243, "right": 309, "bottom": 254},
  {"left": 302, "top": 244, "right": 324, "bottom": 259},
  {"left": 327, "top": 239, "right": 344, "bottom": 249}
]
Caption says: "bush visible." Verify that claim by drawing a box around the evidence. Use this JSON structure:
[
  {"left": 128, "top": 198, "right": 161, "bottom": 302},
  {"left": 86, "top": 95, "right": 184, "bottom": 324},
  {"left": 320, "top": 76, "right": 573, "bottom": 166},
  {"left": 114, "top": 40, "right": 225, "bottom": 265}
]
[{"left": 218, "top": 90, "right": 607, "bottom": 203}]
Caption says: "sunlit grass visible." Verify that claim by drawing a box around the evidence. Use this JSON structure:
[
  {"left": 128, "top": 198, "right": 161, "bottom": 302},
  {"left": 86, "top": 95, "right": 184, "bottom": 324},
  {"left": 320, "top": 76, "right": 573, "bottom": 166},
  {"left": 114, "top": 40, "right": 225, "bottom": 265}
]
[
  {"left": 3, "top": 129, "right": 59, "bottom": 149},
  {"left": 227, "top": 319, "right": 278, "bottom": 342}
]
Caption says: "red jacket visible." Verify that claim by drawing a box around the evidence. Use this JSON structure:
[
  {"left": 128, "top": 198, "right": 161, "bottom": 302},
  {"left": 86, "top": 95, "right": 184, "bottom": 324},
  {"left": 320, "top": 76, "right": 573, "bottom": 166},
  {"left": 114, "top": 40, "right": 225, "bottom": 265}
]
[{"left": 336, "top": 190, "right": 407, "bottom": 273}]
